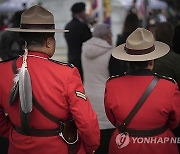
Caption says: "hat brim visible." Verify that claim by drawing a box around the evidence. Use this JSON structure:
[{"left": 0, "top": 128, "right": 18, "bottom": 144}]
[
  {"left": 5, "top": 28, "right": 69, "bottom": 33},
  {"left": 112, "top": 41, "right": 170, "bottom": 61}
]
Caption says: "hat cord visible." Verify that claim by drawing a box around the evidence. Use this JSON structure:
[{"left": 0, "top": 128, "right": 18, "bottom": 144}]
[{"left": 22, "top": 41, "right": 28, "bottom": 68}]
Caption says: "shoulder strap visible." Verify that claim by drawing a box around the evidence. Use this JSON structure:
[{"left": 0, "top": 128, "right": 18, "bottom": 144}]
[
  {"left": 118, "top": 76, "right": 159, "bottom": 132},
  {"left": 11, "top": 59, "right": 62, "bottom": 125},
  {"left": 11, "top": 58, "right": 31, "bottom": 131},
  {"left": 32, "top": 96, "right": 60, "bottom": 124}
]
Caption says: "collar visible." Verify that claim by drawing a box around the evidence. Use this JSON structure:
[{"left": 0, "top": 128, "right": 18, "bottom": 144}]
[
  {"left": 126, "top": 69, "right": 153, "bottom": 76},
  {"left": 27, "top": 51, "right": 50, "bottom": 59}
]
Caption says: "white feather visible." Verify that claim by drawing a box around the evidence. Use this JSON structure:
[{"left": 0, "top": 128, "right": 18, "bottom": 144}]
[{"left": 19, "top": 60, "right": 32, "bottom": 113}]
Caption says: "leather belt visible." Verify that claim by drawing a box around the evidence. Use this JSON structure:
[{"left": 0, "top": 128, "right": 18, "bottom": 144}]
[
  {"left": 14, "top": 126, "right": 60, "bottom": 137},
  {"left": 119, "top": 125, "right": 167, "bottom": 137}
]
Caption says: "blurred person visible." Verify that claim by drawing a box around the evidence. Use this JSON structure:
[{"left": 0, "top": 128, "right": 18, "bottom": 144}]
[
  {"left": 105, "top": 28, "right": 180, "bottom": 154},
  {"left": 64, "top": 2, "right": 92, "bottom": 80},
  {"left": 153, "top": 22, "right": 180, "bottom": 88},
  {"left": 153, "top": 22, "right": 180, "bottom": 152},
  {"left": 82, "top": 24, "right": 114, "bottom": 154},
  {"left": 173, "top": 18, "right": 180, "bottom": 55},
  {"left": 0, "top": 9, "right": 24, "bottom": 154},
  {"left": 116, "top": 13, "right": 139, "bottom": 46},
  {"left": 0, "top": 15, "right": 8, "bottom": 31},
  {"left": 0, "top": 11, "right": 24, "bottom": 61},
  {"left": 110, "top": 13, "right": 140, "bottom": 76},
  {"left": 129, "top": 0, "right": 137, "bottom": 15},
  {"left": 0, "top": 5, "right": 100, "bottom": 154}
]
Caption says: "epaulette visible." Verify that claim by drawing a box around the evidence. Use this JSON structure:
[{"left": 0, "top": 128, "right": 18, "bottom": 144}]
[
  {"left": 49, "top": 59, "right": 74, "bottom": 68},
  {"left": 107, "top": 72, "right": 127, "bottom": 82},
  {"left": 154, "top": 73, "right": 176, "bottom": 84},
  {"left": 0, "top": 57, "right": 18, "bottom": 63}
]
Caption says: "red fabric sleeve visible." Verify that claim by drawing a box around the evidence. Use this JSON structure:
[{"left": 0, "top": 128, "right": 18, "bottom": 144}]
[
  {"left": 67, "top": 67, "right": 100, "bottom": 153},
  {"left": 104, "top": 82, "right": 116, "bottom": 126},
  {"left": 168, "top": 84, "right": 180, "bottom": 130},
  {"left": 0, "top": 104, "right": 12, "bottom": 138}
]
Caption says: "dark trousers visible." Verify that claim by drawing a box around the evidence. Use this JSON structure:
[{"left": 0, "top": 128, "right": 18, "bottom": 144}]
[
  {"left": 0, "top": 137, "right": 9, "bottom": 154},
  {"left": 95, "top": 128, "right": 115, "bottom": 154}
]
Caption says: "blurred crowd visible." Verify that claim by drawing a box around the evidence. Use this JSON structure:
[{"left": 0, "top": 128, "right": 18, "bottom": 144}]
[{"left": 0, "top": 1, "right": 180, "bottom": 154}]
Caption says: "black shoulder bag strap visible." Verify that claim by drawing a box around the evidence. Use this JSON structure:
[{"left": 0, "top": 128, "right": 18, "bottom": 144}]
[{"left": 117, "top": 76, "right": 159, "bottom": 132}]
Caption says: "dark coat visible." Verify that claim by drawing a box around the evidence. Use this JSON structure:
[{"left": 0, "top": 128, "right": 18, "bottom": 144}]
[
  {"left": 153, "top": 50, "right": 180, "bottom": 89},
  {"left": 173, "top": 24, "right": 180, "bottom": 55},
  {"left": 64, "top": 17, "right": 92, "bottom": 79}
]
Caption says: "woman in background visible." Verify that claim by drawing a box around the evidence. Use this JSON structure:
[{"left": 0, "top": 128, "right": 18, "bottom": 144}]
[
  {"left": 116, "top": 12, "right": 139, "bottom": 46},
  {"left": 109, "top": 13, "right": 140, "bottom": 76},
  {"left": 82, "top": 24, "right": 114, "bottom": 154}
]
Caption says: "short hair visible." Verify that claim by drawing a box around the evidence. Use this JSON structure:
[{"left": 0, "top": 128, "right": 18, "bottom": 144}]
[
  {"left": 92, "top": 24, "right": 111, "bottom": 39},
  {"left": 19, "top": 32, "right": 55, "bottom": 47},
  {"left": 129, "top": 61, "right": 149, "bottom": 71},
  {"left": 155, "top": 22, "right": 174, "bottom": 47},
  {"left": 71, "top": 2, "right": 85, "bottom": 14}
]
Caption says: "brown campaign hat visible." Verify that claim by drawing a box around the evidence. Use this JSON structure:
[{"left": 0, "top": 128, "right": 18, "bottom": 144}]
[
  {"left": 112, "top": 28, "right": 170, "bottom": 61},
  {"left": 5, "top": 5, "right": 68, "bottom": 33}
]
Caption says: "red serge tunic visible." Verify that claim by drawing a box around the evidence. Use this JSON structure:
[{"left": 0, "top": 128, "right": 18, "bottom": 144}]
[
  {"left": 104, "top": 70, "right": 180, "bottom": 154},
  {"left": 0, "top": 51, "right": 100, "bottom": 154}
]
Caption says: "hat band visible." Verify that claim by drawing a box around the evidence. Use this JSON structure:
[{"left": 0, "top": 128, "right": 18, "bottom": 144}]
[
  {"left": 20, "top": 24, "right": 55, "bottom": 30},
  {"left": 124, "top": 45, "right": 155, "bottom": 55}
]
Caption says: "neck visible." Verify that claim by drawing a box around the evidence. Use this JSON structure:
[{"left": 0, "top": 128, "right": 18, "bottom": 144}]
[{"left": 27, "top": 47, "right": 51, "bottom": 57}]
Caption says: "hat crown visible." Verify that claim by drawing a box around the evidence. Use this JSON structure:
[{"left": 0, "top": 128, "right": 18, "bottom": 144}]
[
  {"left": 21, "top": 5, "right": 54, "bottom": 24},
  {"left": 126, "top": 28, "right": 154, "bottom": 50}
]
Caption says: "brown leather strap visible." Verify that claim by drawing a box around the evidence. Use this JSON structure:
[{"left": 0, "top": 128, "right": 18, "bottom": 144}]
[
  {"left": 118, "top": 76, "right": 159, "bottom": 133},
  {"left": 12, "top": 58, "right": 30, "bottom": 133},
  {"left": 19, "top": 110, "right": 31, "bottom": 134},
  {"left": 32, "top": 96, "right": 63, "bottom": 125},
  {"left": 14, "top": 125, "right": 59, "bottom": 137},
  {"left": 68, "top": 144, "right": 77, "bottom": 154},
  {"left": 20, "top": 24, "right": 55, "bottom": 30},
  {"left": 124, "top": 45, "right": 155, "bottom": 55},
  {"left": 124, "top": 125, "right": 167, "bottom": 137}
]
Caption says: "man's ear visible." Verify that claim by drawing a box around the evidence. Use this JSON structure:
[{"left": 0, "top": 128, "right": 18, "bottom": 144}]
[
  {"left": 148, "top": 60, "right": 154, "bottom": 70},
  {"left": 46, "top": 37, "right": 53, "bottom": 48},
  {"left": 149, "top": 60, "right": 154, "bottom": 66}
]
